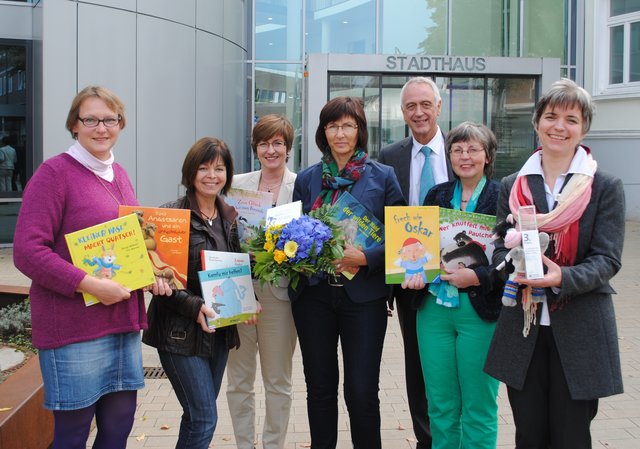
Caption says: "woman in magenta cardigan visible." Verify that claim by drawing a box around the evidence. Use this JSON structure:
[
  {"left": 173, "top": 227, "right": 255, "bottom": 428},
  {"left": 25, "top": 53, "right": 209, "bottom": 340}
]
[{"left": 13, "top": 86, "right": 170, "bottom": 449}]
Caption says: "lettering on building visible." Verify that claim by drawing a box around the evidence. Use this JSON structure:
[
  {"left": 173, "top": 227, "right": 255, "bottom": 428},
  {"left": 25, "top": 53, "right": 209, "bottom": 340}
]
[{"left": 386, "top": 56, "right": 486, "bottom": 72}]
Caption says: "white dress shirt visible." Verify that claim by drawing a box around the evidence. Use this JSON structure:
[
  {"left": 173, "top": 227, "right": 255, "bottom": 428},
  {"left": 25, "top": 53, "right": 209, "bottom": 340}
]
[
  {"left": 517, "top": 146, "right": 593, "bottom": 325},
  {"left": 408, "top": 126, "right": 448, "bottom": 206}
]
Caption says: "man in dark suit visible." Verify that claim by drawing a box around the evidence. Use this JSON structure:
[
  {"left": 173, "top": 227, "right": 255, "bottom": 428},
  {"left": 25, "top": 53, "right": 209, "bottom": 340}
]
[{"left": 378, "top": 77, "right": 453, "bottom": 449}]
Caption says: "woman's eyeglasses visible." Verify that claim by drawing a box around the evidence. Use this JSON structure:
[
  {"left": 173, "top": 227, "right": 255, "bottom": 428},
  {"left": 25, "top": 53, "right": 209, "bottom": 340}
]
[
  {"left": 324, "top": 123, "right": 358, "bottom": 135},
  {"left": 78, "top": 116, "right": 121, "bottom": 128}
]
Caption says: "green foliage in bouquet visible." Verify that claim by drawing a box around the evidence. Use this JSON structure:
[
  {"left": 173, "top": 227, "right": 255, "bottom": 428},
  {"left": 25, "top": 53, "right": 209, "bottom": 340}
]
[{"left": 245, "top": 204, "right": 345, "bottom": 290}]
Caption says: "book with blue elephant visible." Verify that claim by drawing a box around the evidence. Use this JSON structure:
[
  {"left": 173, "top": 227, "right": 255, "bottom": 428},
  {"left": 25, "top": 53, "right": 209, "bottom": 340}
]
[{"left": 199, "top": 251, "right": 256, "bottom": 329}]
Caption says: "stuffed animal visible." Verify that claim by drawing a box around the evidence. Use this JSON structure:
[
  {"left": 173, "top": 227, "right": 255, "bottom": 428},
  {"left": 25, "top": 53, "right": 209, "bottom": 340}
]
[{"left": 494, "top": 215, "right": 550, "bottom": 307}]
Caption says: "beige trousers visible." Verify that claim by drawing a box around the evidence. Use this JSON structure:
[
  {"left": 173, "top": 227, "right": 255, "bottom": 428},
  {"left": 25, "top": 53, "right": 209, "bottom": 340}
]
[{"left": 226, "top": 285, "right": 297, "bottom": 449}]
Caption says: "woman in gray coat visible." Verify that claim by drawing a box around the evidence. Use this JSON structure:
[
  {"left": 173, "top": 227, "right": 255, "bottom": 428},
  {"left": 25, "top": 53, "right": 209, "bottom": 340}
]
[{"left": 484, "top": 79, "right": 625, "bottom": 449}]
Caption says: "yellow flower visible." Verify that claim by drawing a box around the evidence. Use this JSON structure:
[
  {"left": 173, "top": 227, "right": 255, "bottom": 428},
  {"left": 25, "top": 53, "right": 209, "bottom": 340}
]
[
  {"left": 273, "top": 250, "right": 287, "bottom": 264},
  {"left": 264, "top": 241, "right": 275, "bottom": 252},
  {"left": 284, "top": 240, "right": 298, "bottom": 258}
]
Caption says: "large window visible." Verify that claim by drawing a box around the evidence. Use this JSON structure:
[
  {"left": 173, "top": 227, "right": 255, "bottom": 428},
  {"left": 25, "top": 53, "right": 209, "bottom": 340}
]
[
  {"left": 327, "top": 74, "right": 537, "bottom": 178},
  {"left": 608, "top": 1, "right": 640, "bottom": 84},
  {"left": 0, "top": 40, "right": 31, "bottom": 245},
  {"left": 306, "top": 0, "right": 376, "bottom": 54},
  {"left": 254, "top": 63, "right": 303, "bottom": 168},
  {"left": 254, "top": 0, "right": 302, "bottom": 60}
]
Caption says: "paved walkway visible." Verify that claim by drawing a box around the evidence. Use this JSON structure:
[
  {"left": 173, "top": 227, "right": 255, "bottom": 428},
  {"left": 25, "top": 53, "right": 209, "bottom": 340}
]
[{"left": 1, "top": 221, "right": 639, "bottom": 448}]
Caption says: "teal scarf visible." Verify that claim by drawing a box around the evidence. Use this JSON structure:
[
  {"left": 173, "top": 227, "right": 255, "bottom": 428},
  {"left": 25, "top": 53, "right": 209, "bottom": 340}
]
[{"left": 429, "top": 176, "right": 486, "bottom": 308}]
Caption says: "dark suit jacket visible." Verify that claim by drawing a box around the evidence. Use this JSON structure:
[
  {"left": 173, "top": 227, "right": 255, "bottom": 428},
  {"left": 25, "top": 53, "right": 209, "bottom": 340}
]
[
  {"left": 288, "top": 159, "right": 406, "bottom": 303},
  {"left": 484, "top": 171, "right": 625, "bottom": 400},
  {"left": 378, "top": 134, "right": 454, "bottom": 202},
  {"left": 378, "top": 134, "right": 454, "bottom": 308},
  {"left": 422, "top": 179, "right": 503, "bottom": 321}
]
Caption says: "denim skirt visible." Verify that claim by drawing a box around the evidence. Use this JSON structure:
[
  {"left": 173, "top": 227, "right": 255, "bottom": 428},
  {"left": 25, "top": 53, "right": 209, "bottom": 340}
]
[{"left": 39, "top": 332, "right": 145, "bottom": 410}]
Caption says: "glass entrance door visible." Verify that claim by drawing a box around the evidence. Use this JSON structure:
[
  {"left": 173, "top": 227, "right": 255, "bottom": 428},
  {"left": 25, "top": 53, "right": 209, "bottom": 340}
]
[{"left": 328, "top": 73, "right": 537, "bottom": 179}]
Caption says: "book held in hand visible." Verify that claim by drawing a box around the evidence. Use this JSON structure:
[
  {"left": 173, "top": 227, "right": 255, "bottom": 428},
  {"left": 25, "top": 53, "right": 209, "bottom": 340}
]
[
  {"left": 384, "top": 206, "right": 440, "bottom": 286},
  {"left": 65, "top": 213, "right": 155, "bottom": 306},
  {"left": 265, "top": 200, "right": 302, "bottom": 227},
  {"left": 119, "top": 206, "right": 190, "bottom": 289},
  {"left": 225, "top": 187, "right": 273, "bottom": 244},
  {"left": 199, "top": 250, "right": 257, "bottom": 329},
  {"left": 330, "top": 192, "right": 385, "bottom": 280},
  {"left": 438, "top": 208, "right": 496, "bottom": 276}
]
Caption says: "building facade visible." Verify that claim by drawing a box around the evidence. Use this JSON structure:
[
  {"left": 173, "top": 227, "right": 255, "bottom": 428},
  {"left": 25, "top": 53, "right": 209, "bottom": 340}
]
[{"left": 0, "top": 0, "right": 638, "bottom": 244}]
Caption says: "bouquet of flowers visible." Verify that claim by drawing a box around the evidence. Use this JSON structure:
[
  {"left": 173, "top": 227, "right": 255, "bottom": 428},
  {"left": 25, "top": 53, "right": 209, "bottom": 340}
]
[{"left": 245, "top": 204, "right": 345, "bottom": 289}]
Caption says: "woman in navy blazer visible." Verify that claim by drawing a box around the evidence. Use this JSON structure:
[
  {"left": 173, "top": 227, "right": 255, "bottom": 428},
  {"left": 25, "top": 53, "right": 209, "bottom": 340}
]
[{"left": 290, "top": 96, "right": 405, "bottom": 449}]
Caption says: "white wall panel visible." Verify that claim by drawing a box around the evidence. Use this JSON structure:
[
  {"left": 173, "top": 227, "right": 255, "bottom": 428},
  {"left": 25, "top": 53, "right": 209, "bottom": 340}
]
[
  {"left": 138, "top": 0, "right": 196, "bottom": 28},
  {"left": 195, "top": 0, "right": 224, "bottom": 36},
  {"left": 42, "top": 1, "right": 77, "bottom": 160},
  {"left": 222, "top": 41, "right": 247, "bottom": 172},
  {"left": 223, "top": 0, "right": 247, "bottom": 49},
  {"left": 0, "top": 4, "right": 32, "bottom": 39},
  {"left": 77, "top": 4, "right": 137, "bottom": 186},
  {"left": 195, "top": 31, "right": 224, "bottom": 143},
  {"left": 137, "top": 16, "right": 196, "bottom": 206},
  {"left": 80, "top": 0, "right": 135, "bottom": 12}
]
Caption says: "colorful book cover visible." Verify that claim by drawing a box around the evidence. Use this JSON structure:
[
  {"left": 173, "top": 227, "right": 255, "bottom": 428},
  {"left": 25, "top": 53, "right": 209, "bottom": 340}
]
[
  {"left": 384, "top": 206, "right": 440, "bottom": 285},
  {"left": 330, "top": 191, "right": 385, "bottom": 280},
  {"left": 64, "top": 213, "right": 155, "bottom": 306},
  {"left": 200, "top": 250, "right": 257, "bottom": 329},
  {"left": 438, "top": 208, "right": 496, "bottom": 276},
  {"left": 225, "top": 188, "right": 273, "bottom": 244},
  {"left": 265, "top": 200, "right": 302, "bottom": 227},
  {"left": 119, "top": 206, "right": 190, "bottom": 290}
]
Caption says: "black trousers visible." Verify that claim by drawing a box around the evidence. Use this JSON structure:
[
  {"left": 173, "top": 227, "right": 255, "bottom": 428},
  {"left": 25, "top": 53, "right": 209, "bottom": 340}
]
[
  {"left": 292, "top": 283, "right": 388, "bottom": 449},
  {"left": 507, "top": 326, "right": 598, "bottom": 449},
  {"left": 395, "top": 290, "right": 431, "bottom": 448}
]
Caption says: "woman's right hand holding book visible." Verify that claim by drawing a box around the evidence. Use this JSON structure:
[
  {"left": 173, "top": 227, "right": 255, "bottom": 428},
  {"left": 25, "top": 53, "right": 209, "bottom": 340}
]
[{"left": 77, "top": 275, "right": 131, "bottom": 305}]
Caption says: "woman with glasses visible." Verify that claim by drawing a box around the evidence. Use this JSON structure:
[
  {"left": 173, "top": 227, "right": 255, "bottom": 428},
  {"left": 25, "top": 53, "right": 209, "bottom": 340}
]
[
  {"left": 13, "top": 86, "right": 171, "bottom": 449},
  {"left": 290, "top": 96, "right": 405, "bottom": 449},
  {"left": 226, "top": 114, "right": 298, "bottom": 449},
  {"left": 485, "top": 79, "right": 624, "bottom": 448},
  {"left": 404, "top": 122, "right": 502, "bottom": 449}
]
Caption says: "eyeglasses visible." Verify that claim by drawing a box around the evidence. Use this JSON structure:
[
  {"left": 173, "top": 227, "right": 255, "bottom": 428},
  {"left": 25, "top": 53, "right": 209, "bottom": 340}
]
[
  {"left": 448, "top": 147, "right": 485, "bottom": 157},
  {"left": 78, "top": 116, "right": 121, "bottom": 128},
  {"left": 325, "top": 123, "right": 358, "bottom": 135},
  {"left": 256, "top": 140, "right": 286, "bottom": 151}
]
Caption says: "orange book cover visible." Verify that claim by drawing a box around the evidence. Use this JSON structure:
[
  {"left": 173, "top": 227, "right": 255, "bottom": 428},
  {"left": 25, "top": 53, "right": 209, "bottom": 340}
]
[{"left": 119, "top": 206, "right": 190, "bottom": 289}]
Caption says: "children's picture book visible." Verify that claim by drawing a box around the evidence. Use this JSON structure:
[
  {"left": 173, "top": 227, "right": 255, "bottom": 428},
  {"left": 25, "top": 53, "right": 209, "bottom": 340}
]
[
  {"left": 65, "top": 213, "right": 155, "bottom": 306},
  {"left": 438, "top": 208, "right": 496, "bottom": 276},
  {"left": 384, "top": 206, "right": 440, "bottom": 286},
  {"left": 119, "top": 206, "right": 190, "bottom": 290},
  {"left": 330, "top": 191, "right": 384, "bottom": 280},
  {"left": 199, "top": 250, "right": 257, "bottom": 329},
  {"left": 265, "top": 200, "right": 302, "bottom": 227},
  {"left": 224, "top": 188, "right": 273, "bottom": 244}
]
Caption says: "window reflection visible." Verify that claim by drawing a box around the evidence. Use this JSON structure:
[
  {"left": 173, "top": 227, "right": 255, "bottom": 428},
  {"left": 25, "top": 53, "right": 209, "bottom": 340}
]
[
  {"left": 328, "top": 74, "right": 537, "bottom": 179},
  {"left": 255, "top": 0, "right": 302, "bottom": 60},
  {"left": 0, "top": 44, "right": 28, "bottom": 198},
  {"left": 487, "top": 77, "right": 536, "bottom": 178},
  {"left": 255, "top": 64, "right": 303, "bottom": 168},
  {"left": 306, "top": 0, "right": 376, "bottom": 54},
  {"left": 381, "top": 0, "right": 445, "bottom": 54}
]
